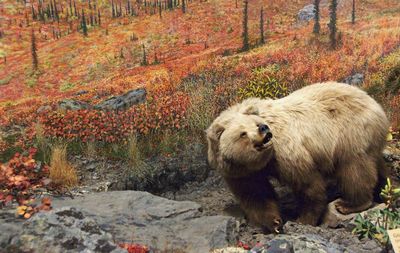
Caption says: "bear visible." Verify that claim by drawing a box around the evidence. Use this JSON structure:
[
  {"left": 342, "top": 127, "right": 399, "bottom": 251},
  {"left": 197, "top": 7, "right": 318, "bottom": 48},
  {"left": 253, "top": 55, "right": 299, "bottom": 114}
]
[{"left": 206, "top": 81, "right": 389, "bottom": 233}]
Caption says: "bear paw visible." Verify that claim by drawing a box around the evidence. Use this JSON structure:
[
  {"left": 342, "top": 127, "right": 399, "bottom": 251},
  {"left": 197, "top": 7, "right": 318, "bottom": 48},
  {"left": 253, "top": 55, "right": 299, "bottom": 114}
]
[{"left": 335, "top": 199, "right": 372, "bottom": 214}]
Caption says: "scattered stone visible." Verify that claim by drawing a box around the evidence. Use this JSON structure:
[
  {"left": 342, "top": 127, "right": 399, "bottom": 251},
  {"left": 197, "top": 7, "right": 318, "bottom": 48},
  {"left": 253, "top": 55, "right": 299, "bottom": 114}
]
[
  {"left": 95, "top": 88, "right": 146, "bottom": 110},
  {"left": 211, "top": 247, "right": 248, "bottom": 253},
  {"left": 297, "top": 4, "right": 315, "bottom": 22},
  {"left": 252, "top": 221, "right": 382, "bottom": 253},
  {"left": 87, "top": 163, "right": 97, "bottom": 172},
  {"left": 344, "top": 73, "right": 364, "bottom": 86},
  {"left": 58, "top": 99, "right": 92, "bottom": 111}
]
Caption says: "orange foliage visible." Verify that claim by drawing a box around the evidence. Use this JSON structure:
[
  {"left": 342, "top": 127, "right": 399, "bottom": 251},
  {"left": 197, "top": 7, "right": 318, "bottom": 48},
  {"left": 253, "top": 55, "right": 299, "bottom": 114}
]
[
  {"left": 0, "top": 148, "right": 49, "bottom": 206},
  {"left": 36, "top": 91, "right": 189, "bottom": 143}
]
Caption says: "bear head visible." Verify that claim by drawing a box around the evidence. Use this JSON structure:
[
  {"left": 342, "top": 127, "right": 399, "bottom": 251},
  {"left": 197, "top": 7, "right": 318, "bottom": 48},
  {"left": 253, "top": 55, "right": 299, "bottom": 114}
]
[{"left": 206, "top": 103, "right": 274, "bottom": 178}]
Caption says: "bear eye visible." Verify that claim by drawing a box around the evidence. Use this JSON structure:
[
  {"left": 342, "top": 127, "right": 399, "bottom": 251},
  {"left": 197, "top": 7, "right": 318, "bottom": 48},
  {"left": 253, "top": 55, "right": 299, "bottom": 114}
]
[{"left": 240, "top": 132, "right": 247, "bottom": 138}]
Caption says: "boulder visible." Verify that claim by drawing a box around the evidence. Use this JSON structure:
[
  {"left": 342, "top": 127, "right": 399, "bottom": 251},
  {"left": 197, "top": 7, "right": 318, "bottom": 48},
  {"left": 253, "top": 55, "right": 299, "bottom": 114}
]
[
  {"left": 95, "top": 88, "right": 146, "bottom": 110},
  {"left": 344, "top": 73, "right": 364, "bottom": 86},
  {"left": 58, "top": 99, "right": 92, "bottom": 111},
  {"left": 298, "top": 4, "right": 315, "bottom": 22},
  {"left": 322, "top": 199, "right": 387, "bottom": 228},
  {"left": 50, "top": 191, "right": 238, "bottom": 252},
  {"left": 1, "top": 191, "right": 238, "bottom": 252},
  {"left": 2, "top": 207, "right": 126, "bottom": 253}
]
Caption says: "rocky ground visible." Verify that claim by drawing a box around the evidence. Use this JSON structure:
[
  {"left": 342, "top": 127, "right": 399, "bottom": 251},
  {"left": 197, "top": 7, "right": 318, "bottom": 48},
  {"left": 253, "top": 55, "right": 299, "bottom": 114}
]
[{"left": 0, "top": 139, "right": 399, "bottom": 253}]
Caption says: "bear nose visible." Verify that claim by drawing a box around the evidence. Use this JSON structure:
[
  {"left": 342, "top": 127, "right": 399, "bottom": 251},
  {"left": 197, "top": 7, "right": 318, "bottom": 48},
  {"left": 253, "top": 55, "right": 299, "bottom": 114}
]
[{"left": 258, "top": 124, "right": 269, "bottom": 134}]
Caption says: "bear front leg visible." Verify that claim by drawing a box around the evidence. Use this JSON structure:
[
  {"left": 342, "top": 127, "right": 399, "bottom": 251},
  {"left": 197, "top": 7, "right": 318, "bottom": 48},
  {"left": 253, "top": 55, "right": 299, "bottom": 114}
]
[
  {"left": 224, "top": 172, "right": 283, "bottom": 233},
  {"left": 295, "top": 173, "right": 327, "bottom": 226},
  {"left": 241, "top": 197, "right": 282, "bottom": 233}
]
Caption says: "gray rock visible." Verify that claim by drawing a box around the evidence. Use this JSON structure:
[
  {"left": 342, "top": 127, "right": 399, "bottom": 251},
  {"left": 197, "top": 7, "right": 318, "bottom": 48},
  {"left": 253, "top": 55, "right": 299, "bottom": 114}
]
[
  {"left": 58, "top": 99, "right": 92, "bottom": 111},
  {"left": 3, "top": 207, "right": 126, "bottom": 253},
  {"left": 298, "top": 4, "right": 315, "bottom": 22},
  {"left": 95, "top": 88, "right": 146, "bottom": 110},
  {"left": 269, "top": 221, "right": 384, "bottom": 253},
  {"left": 110, "top": 144, "right": 209, "bottom": 194},
  {"left": 75, "top": 90, "right": 89, "bottom": 96},
  {"left": 344, "top": 73, "right": 364, "bottom": 86},
  {"left": 50, "top": 191, "right": 238, "bottom": 252},
  {"left": 37, "top": 105, "right": 52, "bottom": 114},
  {"left": 322, "top": 199, "right": 386, "bottom": 228}
]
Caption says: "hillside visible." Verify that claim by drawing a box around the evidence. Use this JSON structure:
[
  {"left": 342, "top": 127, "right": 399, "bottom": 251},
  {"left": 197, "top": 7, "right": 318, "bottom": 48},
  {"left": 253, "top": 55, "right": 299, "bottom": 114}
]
[{"left": 1, "top": 0, "right": 400, "bottom": 252}]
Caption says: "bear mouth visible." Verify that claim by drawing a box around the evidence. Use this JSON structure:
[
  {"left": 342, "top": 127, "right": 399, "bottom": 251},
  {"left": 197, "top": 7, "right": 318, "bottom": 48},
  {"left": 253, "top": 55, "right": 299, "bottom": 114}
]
[{"left": 254, "top": 132, "right": 273, "bottom": 151}]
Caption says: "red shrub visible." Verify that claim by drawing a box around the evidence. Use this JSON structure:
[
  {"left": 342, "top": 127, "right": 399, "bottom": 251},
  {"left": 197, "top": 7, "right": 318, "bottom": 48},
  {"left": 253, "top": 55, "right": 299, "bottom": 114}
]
[{"left": 0, "top": 148, "right": 49, "bottom": 206}]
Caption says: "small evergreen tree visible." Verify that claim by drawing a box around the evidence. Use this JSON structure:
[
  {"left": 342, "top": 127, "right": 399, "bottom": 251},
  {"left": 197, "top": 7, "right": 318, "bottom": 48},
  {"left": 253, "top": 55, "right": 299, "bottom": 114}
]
[
  {"left": 313, "top": 0, "right": 320, "bottom": 34},
  {"left": 328, "top": 0, "right": 337, "bottom": 49},
  {"left": 31, "top": 5, "right": 37, "bottom": 20},
  {"left": 31, "top": 29, "right": 38, "bottom": 71},
  {"left": 260, "top": 7, "right": 265, "bottom": 44},
  {"left": 98, "top": 10, "right": 101, "bottom": 26},
  {"left": 242, "top": 0, "right": 249, "bottom": 51},
  {"left": 81, "top": 9, "right": 88, "bottom": 36},
  {"left": 53, "top": 0, "right": 59, "bottom": 22},
  {"left": 182, "top": 0, "right": 186, "bottom": 13},
  {"left": 141, "top": 44, "right": 148, "bottom": 65},
  {"left": 112, "top": 0, "right": 116, "bottom": 18},
  {"left": 74, "top": 0, "right": 78, "bottom": 16}
]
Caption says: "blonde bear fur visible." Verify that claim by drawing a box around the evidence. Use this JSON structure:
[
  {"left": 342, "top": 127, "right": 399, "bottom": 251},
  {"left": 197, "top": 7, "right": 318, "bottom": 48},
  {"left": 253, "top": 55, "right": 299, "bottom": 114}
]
[{"left": 206, "top": 82, "right": 389, "bottom": 233}]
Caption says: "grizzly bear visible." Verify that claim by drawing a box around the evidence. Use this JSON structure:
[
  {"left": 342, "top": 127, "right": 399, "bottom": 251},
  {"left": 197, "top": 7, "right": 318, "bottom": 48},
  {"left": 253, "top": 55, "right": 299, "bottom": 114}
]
[{"left": 206, "top": 82, "right": 389, "bottom": 233}]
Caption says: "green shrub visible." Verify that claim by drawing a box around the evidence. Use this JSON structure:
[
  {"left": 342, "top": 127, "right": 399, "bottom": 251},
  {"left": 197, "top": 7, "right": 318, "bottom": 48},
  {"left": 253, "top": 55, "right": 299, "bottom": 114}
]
[
  {"left": 59, "top": 81, "right": 75, "bottom": 92},
  {"left": 352, "top": 178, "right": 400, "bottom": 247},
  {"left": 0, "top": 75, "right": 12, "bottom": 86},
  {"left": 385, "top": 62, "right": 400, "bottom": 96},
  {"left": 238, "top": 67, "right": 288, "bottom": 100}
]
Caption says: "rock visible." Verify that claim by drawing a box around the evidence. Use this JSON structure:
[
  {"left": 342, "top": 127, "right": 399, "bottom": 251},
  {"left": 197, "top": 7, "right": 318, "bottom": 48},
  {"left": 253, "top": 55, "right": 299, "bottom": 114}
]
[
  {"left": 75, "top": 90, "right": 89, "bottom": 96},
  {"left": 49, "top": 191, "right": 238, "bottom": 252},
  {"left": 2, "top": 207, "right": 126, "bottom": 253},
  {"left": 265, "top": 221, "right": 384, "bottom": 253},
  {"left": 36, "top": 105, "right": 52, "bottom": 114},
  {"left": 95, "top": 88, "right": 146, "bottom": 110},
  {"left": 322, "top": 199, "right": 387, "bottom": 228},
  {"left": 251, "top": 239, "right": 294, "bottom": 253},
  {"left": 211, "top": 247, "right": 248, "bottom": 253},
  {"left": 297, "top": 4, "right": 315, "bottom": 22},
  {"left": 110, "top": 144, "right": 209, "bottom": 194},
  {"left": 344, "top": 73, "right": 364, "bottom": 86},
  {"left": 58, "top": 99, "right": 92, "bottom": 111}
]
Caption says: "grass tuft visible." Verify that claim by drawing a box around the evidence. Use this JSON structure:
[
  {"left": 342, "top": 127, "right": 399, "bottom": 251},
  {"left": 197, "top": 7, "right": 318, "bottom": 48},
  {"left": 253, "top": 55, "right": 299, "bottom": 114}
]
[{"left": 50, "top": 145, "right": 78, "bottom": 188}]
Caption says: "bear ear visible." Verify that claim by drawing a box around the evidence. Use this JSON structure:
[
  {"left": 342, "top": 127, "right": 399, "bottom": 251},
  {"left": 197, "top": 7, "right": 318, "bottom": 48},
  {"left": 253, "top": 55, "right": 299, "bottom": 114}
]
[
  {"left": 206, "top": 123, "right": 225, "bottom": 141},
  {"left": 242, "top": 105, "right": 259, "bottom": 115}
]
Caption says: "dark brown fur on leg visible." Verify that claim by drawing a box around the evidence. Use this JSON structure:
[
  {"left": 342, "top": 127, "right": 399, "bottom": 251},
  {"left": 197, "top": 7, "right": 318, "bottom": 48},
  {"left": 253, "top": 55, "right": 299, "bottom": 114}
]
[
  {"left": 336, "top": 154, "right": 377, "bottom": 215},
  {"left": 295, "top": 173, "right": 327, "bottom": 225},
  {"left": 224, "top": 169, "right": 282, "bottom": 233}
]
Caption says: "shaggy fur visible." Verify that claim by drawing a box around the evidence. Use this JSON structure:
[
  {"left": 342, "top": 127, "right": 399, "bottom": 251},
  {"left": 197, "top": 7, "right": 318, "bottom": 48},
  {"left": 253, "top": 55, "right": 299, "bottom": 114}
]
[{"left": 206, "top": 82, "right": 389, "bottom": 232}]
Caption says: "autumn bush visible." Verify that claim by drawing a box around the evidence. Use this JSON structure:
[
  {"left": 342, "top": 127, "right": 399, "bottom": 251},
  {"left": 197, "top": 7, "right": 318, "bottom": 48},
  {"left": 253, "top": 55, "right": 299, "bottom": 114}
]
[
  {"left": 37, "top": 91, "right": 189, "bottom": 144},
  {"left": 49, "top": 145, "right": 78, "bottom": 188},
  {"left": 0, "top": 148, "right": 49, "bottom": 206}
]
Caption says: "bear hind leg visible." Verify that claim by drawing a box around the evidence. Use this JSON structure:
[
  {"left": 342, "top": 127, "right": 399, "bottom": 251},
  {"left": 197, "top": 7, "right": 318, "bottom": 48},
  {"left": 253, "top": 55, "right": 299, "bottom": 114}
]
[{"left": 336, "top": 155, "right": 377, "bottom": 214}]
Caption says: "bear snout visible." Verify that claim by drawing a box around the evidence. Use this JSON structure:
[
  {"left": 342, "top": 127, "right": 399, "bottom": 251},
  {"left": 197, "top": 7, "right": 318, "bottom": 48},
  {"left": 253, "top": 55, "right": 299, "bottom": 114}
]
[
  {"left": 254, "top": 132, "right": 273, "bottom": 150},
  {"left": 258, "top": 124, "right": 270, "bottom": 134}
]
